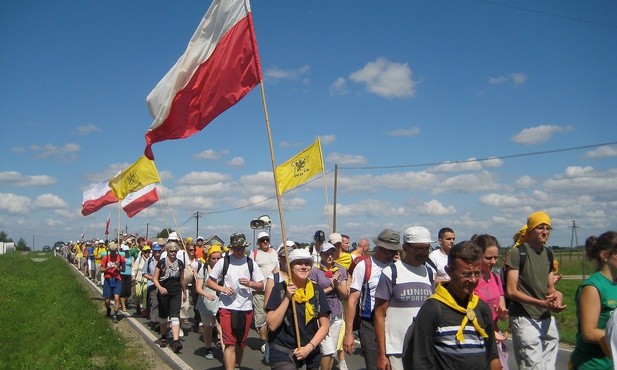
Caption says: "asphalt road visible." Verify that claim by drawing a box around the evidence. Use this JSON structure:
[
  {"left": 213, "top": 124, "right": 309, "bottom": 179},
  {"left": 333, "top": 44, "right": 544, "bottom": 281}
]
[{"left": 72, "top": 260, "right": 573, "bottom": 370}]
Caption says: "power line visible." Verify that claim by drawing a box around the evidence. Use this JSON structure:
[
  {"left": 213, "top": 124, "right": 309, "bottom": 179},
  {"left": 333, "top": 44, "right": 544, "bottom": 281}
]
[
  {"left": 472, "top": 0, "right": 617, "bottom": 30},
  {"left": 339, "top": 141, "right": 617, "bottom": 170},
  {"left": 201, "top": 140, "right": 616, "bottom": 216}
]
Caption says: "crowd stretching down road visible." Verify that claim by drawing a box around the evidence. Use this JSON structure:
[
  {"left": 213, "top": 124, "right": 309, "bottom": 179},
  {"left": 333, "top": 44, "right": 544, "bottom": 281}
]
[{"left": 57, "top": 211, "right": 617, "bottom": 370}]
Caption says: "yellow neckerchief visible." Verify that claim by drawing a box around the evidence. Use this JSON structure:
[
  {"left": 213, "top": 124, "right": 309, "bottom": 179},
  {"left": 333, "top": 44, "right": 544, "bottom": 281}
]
[
  {"left": 430, "top": 284, "right": 488, "bottom": 342},
  {"left": 289, "top": 279, "right": 316, "bottom": 324}
]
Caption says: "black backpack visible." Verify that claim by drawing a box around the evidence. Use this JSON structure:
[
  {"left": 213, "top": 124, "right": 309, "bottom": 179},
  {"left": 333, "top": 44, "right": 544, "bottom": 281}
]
[{"left": 216, "top": 254, "right": 254, "bottom": 294}]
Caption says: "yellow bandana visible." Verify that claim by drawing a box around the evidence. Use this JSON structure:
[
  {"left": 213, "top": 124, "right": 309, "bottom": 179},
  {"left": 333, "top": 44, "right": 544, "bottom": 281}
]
[
  {"left": 291, "top": 280, "right": 316, "bottom": 324},
  {"left": 319, "top": 265, "right": 339, "bottom": 278},
  {"left": 430, "top": 284, "right": 488, "bottom": 342}
]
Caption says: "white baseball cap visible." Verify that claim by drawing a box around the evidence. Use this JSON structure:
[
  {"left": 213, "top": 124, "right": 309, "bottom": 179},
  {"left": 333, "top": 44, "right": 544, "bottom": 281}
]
[
  {"left": 257, "top": 231, "right": 269, "bottom": 240},
  {"left": 403, "top": 226, "right": 435, "bottom": 244}
]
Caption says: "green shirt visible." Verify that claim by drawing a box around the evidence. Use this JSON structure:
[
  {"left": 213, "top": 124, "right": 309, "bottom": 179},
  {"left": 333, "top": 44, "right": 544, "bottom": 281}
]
[
  {"left": 571, "top": 271, "right": 617, "bottom": 370},
  {"left": 506, "top": 243, "right": 551, "bottom": 320}
]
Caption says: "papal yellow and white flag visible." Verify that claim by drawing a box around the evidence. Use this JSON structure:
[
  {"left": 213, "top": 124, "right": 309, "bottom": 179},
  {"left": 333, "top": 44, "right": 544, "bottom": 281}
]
[
  {"left": 109, "top": 156, "right": 160, "bottom": 200},
  {"left": 275, "top": 138, "right": 324, "bottom": 195}
]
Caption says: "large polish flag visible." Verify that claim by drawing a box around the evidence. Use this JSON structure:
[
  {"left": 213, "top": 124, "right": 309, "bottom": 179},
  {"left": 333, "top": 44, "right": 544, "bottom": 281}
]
[
  {"left": 82, "top": 181, "right": 118, "bottom": 216},
  {"left": 144, "top": 0, "right": 262, "bottom": 159},
  {"left": 121, "top": 183, "right": 159, "bottom": 218}
]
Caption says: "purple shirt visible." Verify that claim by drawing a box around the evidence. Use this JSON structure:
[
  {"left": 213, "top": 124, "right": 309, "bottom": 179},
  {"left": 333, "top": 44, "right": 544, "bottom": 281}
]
[{"left": 309, "top": 263, "right": 347, "bottom": 317}]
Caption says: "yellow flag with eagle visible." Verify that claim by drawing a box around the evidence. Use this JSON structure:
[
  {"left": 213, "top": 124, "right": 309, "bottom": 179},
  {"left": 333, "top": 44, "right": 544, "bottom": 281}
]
[{"left": 275, "top": 138, "right": 324, "bottom": 195}]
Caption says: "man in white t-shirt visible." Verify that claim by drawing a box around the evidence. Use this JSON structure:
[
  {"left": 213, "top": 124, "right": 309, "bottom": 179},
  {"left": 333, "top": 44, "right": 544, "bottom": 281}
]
[
  {"left": 311, "top": 230, "right": 326, "bottom": 266},
  {"left": 343, "top": 228, "right": 399, "bottom": 370},
  {"left": 428, "top": 227, "right": 455, "bottom": 284},
  {"left": 207, "top": 233, "right": 265, "bottom": 370},
  {"left": 249, "top": 231, "right": 279, "bottom": 354},
  {"left": 374, "top": 226, "right": 435, "bottom": 370}
]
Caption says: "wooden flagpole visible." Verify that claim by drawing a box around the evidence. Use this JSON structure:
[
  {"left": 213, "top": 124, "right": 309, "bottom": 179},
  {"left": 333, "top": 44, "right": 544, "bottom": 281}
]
[
  {"left": 318, "top": 138, "right": 332, "bottom": 233},
  {"left": 257, "top": 80, "right": 302, "bottom": 350},
  {"left": 150, "top": 161, "right": 184, "bottom": 249}
]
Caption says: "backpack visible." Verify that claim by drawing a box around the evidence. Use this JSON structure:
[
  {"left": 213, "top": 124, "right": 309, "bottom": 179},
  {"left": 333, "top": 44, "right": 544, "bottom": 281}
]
[
  {"left": 352, "top": 256, "right": 373, "bottom": 330},
  {"left": 390, "top": 261, "right": 435, "bottom": 289},
  {"left": 216, "top": 255, "right": 254, "bottom": 294},
  {"left": 504, "top": 243, "right": 554, "bottom": 303}
]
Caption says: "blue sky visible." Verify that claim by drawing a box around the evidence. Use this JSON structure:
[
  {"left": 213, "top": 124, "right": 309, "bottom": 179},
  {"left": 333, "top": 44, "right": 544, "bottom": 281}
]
[{"left": 1, "top": 0, "right": 616, "bottom": 250}]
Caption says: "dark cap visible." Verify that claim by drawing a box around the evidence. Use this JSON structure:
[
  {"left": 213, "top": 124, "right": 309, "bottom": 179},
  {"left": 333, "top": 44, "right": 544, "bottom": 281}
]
[
  {"left": 230, "top": 233, "right": 249, "bottom": 248},
  {"left": 313, "top": 230, "right": 325, "bottom": 242}
]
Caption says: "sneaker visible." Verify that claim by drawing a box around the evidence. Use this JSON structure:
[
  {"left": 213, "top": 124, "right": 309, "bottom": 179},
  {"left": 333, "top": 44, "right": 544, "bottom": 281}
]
[
  {"left": 159, "top": 338, "right": 167, "bottom": 348},
  {"left": 204, "top": 348, "right": 214, "bottom": 360},
  {"left": 338, "top": 360, "right": 348, "bottom": 370},
  {"left": 261, "top": 342, "right": 266, "bottom": 354},
  {"left": 172, "top": 340, "right": 183, "bottom": 353},
  {"left": 106, "top": 307, "right": 111, "bottom": 317},
  {"left": 112, "top": 315, "right": 118, "bottom": 323},
  {"left": 179, "top": 328, "right": 184, "bottom": 338}
]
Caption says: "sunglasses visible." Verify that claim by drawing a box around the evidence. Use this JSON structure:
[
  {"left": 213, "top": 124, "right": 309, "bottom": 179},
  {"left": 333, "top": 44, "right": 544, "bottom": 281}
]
[{"left": 259, "top": 238, "right": 270, "bottom": 243}]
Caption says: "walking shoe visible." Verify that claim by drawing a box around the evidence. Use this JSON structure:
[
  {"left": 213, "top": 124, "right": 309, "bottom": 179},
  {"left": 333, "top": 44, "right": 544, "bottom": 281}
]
[
  {"left": 172, "top": 340, "right": 183, "bottom": 353},
  {"left": 112, "top": 315, "right": 118, "bottom": 323},
  {"left": 261, "top": 342, "right": 266, "bottom": 353},
  {"left": 106, "top": 307, "right": 111, "bottom": 317},
  {"left": 204, "top": 348, "right": 214, "bottom": 360},
  {"left": 159, "top": 338, "right": 167, "bottom": 348}
]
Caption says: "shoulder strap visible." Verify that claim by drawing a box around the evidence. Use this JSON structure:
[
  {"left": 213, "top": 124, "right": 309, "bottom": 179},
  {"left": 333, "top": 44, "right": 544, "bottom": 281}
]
[
  {"left": 363, "top": 256, "right": 372, "bottom": 283},
  {"left": 425, "top": 257, "right": 437, "bottom": 271},
  {"left": 391, "top": 263, "right": 398, "bottom": 289},
  {"left": 222, "top": 255, "right": 231, "bottom": 277},
  {"left": 247, "top": 257, "right": 254, "bottom": 279},
  {"left": 518, "top": 244, "right": 528, "bottom": 274},
  {"left": 253, "top": 248, "right": 258, "bottom": 260},
  {"left": 312, "top": 285, "right": 320, "bottom": 314},
  {"left": 425, "top": 263, "right": 434, "bottom": 284}
]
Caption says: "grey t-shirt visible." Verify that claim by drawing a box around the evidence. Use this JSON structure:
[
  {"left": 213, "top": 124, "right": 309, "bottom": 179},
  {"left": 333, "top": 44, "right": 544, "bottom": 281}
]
[{"left": 506, "top": 243, "right": 552, "bottom": 320}]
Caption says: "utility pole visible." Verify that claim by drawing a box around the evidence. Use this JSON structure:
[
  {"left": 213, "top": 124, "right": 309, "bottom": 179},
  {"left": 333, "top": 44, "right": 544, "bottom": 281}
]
[
  {"left": 569, "top": 220, "right": 584, "bottom": 278},
  {"left": 146, "top": 223, "right": 150, "bottom": 240},
  {"left": 194, "top": 211, "right": 203, "bottom": 238}
]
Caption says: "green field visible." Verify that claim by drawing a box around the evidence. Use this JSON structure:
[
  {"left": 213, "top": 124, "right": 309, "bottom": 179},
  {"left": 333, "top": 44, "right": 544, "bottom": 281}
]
[{"left": 0, "top": 252, "right": 147, "bottom": 370}]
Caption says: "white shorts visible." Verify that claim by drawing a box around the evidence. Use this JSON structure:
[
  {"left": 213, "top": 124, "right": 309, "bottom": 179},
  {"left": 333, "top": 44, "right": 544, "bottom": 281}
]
[{"left": 320, "top": 315, "right": 343, "bottom": 356}]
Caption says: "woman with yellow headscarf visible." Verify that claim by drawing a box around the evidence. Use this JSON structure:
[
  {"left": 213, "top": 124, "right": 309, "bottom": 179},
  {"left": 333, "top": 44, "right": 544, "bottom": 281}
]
[
  {"left": 195, "top": 245, "right": 222, "bottom": 360},
  {"left": 266, "top": 248, "right": 331, "bottom": 370}
]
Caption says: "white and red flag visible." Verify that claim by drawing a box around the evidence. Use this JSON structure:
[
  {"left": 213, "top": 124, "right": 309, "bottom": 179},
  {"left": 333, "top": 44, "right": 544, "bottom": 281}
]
[
  {"left": 121, "top": 183, "right": 159, "bottom": 218},
  {"left": 81, "top": 180, "right": 118, "bottom": 216},
  {"left": 144, "top": 0, "right": 262, "bottom": 159},
  {"left": 104, "top": 213, "right": 111, "bottom": 236}
]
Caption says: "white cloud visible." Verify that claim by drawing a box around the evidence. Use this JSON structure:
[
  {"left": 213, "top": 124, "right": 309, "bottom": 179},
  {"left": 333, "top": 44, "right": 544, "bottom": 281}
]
[
  {"left": 488, "top": 72, "right": 528, "bottom": 85},
  {"left": 515, "top": 175, "right": 536, "bottom": 187},
  {"left": 0, "top": 193, "right": 32, "bottom": 214},
  {"left": 75, "top": 124, "right": 101, "bottom": 135},
  {"left": 0, "top": 171, "right": 57, "bottom": 187},
  {"left": 479, "top": 193, "right": 524, "bottom": 208},
  {"left": 388, "top": 126, "right": 420, "bottom": 137},
  {"left": 193, "top": 149, "right": 223, "bottom": 160},
  {"left": 544, "top": 166, "right": 617, "bottom": 194},
  {"left": 433, "top": 171, "right": 501, "bottom": 194},
  {"left": 418, "top": 199, "right": 457, "bottom": 216},
  {"left": 350, "top": 58, "right": 416, "bottom": 98},
  {"left": 31, "top": 143, "right": 80, "bottom": 160},
  {"left": 320, "top": 135, "right": 336, "bottom": 145},
  {"left": 584, "top": 145, "right": 617, "bottom": 159},
  {"left": 511, "top": 124, "right": 574, "bottom": 145},
  {"left": 265, "top": 65, "right": 310, "bottom": 83},
  {"left": 227, "top": 157, "right": 245, "bottom": 167},
  {"left": 176, "top": 171, "right": 232, "bottom": 185},
  {"left": 330, "top": 77, "right": 347, "bottom": 96},
  {"left": 326, "top": 152, "right": 367, "bottom": 165},
  {"left": 430, "top": 159, "right": 483, "bottom": 173},
  {"left": 34, "top": 193, "right": 69, "bottom": 209}
]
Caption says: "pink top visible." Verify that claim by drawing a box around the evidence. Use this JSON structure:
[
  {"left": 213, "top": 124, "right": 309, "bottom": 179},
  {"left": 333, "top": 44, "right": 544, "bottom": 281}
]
[{"left": 474, "top": 271, "right": 504, "bottom": 324}]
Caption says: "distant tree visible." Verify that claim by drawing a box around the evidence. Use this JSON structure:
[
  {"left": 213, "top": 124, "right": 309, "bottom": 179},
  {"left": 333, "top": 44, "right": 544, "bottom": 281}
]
[
  {"left": 157, "top": 228, "right": 174, "bottom": 239},
  {"left": 16, "top": 237, "right": 28, "bottom": 251},
  {"left": 0, "top": 231, "right": 13, "bottom": 243}
]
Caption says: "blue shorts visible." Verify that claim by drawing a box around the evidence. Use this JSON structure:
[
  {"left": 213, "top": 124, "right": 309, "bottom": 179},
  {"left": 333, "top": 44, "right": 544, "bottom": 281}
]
[{"left": 103, "top": 277, "right": 122, "bottom": 298}]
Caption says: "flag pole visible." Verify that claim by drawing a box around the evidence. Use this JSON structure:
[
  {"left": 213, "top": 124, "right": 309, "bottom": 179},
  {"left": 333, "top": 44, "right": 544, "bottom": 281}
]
[
  {"left": 257, "top": 81, "right": 302, "bottom": 350},
  {"left": 150, "top": 160, "right": 185, "bottom": 249},
  {"left": 318, "top": 138, "right": 332, "bottom": 233}
]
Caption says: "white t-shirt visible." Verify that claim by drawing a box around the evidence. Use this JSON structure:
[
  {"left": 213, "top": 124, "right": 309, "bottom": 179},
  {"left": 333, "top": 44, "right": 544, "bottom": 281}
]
[
  {"left": 209, "top": 254, "right": 265, "bottom": 311},
  {"left": 374, "top": 260, "right": 433, "bottom": 355},
  {"left": 250, "top": 248, "right": 279, "bottom": 280},
  {"left": 349, "top": 256, "right": 389, "bottom": 319},
  {"left": 428, "top": 249, "right": 450, "bottom": 282}
]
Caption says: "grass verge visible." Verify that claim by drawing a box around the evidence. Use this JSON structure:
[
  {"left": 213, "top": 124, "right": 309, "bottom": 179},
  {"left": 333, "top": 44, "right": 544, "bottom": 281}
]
[{"left": 0, "top": 252, "right": 148, "bottom": 370}]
